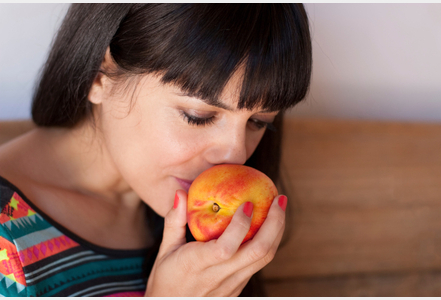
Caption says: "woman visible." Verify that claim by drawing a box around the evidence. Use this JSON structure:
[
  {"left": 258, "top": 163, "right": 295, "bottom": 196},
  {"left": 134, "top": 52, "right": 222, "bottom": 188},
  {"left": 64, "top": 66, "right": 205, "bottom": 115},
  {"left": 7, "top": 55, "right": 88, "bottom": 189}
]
[{"left": 0, "top": 4, "right": 311, "bottom": 296}]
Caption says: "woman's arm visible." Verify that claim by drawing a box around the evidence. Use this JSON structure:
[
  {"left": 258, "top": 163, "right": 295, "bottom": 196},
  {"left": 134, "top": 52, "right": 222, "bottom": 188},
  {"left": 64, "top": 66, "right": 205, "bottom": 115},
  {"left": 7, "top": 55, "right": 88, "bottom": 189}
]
[{"left": 0, "top": 120, "right": 35, "bottom": 145}]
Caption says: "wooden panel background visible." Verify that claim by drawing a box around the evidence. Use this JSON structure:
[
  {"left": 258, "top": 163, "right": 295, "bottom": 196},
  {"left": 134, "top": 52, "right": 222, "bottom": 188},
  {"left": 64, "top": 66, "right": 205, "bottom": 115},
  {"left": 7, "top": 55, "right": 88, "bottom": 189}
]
[
  {"left": 262, "top": 118, "right": 441, "bottom": 296},
  {"left": 2, "top": 118, "right": 441, "bottom": 296},
  {"left": 0, "top": 120, "right": 35, "bottom": 145}
]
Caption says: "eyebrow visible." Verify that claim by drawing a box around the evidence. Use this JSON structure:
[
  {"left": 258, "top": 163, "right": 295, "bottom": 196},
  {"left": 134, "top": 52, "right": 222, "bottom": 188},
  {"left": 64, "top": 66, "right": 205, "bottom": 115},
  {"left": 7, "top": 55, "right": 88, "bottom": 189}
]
[{"left": 177, "top": 92, "right": 279, "bottom": 114}]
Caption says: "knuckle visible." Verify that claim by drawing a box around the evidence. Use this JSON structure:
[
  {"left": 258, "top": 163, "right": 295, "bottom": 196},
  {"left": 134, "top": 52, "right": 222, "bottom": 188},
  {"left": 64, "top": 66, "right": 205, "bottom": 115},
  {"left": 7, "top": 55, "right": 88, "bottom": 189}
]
[
  {"left": 249, "top": 242, "right": 269, "bottom": 261},
  {"left": 263, "top": 248, "right": 277, "bottom": 265},
  {"left": 235, "top": 216, "right": 251, "bottom": 232},
  {"left": 271, "top": 210, "right": 286, "bottom": 230},
  {"left": 213, "top": 243, "right": 234, "bottom": 262},
  {"left": 163, "top": 214, "right": 175, "bottom": 229},
  {"left": 273, "top": 205, "right": 286, "bottom": 221},
  {"left": 277, "top": 215, "right": 286, "bottom": 230}
]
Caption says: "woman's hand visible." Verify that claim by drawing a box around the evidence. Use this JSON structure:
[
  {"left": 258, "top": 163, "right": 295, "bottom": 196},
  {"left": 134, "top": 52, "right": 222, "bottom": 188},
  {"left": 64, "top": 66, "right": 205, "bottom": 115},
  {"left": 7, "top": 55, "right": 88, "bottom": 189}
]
[{"left": 145, "top": 189, "right": 287, "bottom": 297}]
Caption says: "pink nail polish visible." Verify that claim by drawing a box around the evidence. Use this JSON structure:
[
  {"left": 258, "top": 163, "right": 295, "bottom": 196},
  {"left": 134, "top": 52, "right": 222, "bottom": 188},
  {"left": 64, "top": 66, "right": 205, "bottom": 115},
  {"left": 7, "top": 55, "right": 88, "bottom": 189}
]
[
  {"left": 243, "top": 202, "right": 253, "bottom": 218},
  {"left": 173, "top": 192, "right": 179, "bottom": 209},
  {"left": 278, "top": 195, "right": 287, "bottom": 212}
]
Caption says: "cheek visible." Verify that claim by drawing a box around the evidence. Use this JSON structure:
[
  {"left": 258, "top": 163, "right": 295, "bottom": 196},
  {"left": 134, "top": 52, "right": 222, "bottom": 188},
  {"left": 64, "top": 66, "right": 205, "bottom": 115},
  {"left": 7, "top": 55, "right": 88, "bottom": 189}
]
[
  {"left": 101, "top": 113, "right": 192, "bottom": 178},
  {"left": 98, "top": 106, "right": 208, "bottom": 214},
  {"left": 246, "top": 130, "right": 266, "bottom": 160}
]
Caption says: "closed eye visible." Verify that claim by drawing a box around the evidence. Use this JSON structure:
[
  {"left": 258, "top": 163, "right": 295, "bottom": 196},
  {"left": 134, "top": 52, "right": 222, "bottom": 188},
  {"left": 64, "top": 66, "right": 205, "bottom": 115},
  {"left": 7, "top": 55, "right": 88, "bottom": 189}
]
[
  {"left": 180, "top": 111, "right": 277, "bottom": 132},
  {"left": 180, "top": 111, "right": 215, "bottom": 126},
  {"left": 248, "top": 119, "right": 277, "bottom": 132}
]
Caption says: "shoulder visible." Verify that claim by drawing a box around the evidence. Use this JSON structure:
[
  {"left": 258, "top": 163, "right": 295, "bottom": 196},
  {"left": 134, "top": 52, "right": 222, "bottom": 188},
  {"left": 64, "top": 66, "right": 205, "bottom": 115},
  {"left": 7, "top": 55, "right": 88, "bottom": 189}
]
[{"left": 0, "top": 177, "right": 60, "bottom": 250}]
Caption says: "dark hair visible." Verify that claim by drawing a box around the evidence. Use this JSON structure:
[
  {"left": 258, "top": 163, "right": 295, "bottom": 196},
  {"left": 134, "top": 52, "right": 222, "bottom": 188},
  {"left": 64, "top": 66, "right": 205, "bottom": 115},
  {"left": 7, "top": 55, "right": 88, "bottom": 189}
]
[
  {"left": 32, "top": 2, "right": 311, "bottom": 183},
  {"left": 32, "top": 4, "right": 312, "bottom": 296}
]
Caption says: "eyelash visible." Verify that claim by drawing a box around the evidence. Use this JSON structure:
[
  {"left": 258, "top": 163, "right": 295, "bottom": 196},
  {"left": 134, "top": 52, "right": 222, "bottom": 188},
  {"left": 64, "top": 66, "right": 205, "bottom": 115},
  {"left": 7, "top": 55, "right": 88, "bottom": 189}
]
[
  {"left": 181, "top": 111, "right": 215, "bottom": 126},
  {"left": 180, "top": 111, "right": 277, "bottom": 132}
]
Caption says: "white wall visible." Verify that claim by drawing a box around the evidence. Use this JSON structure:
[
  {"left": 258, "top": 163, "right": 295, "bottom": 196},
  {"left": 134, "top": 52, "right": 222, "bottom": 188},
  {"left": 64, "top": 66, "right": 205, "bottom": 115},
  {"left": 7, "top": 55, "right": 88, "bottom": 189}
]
[
  {"left": 1, "top": 4, "right": 440, "bottom": 122},
  {"left": 0, "top": 4, "right": 69, "bottom": 120},
  {"left": 291, "top": 3, "right": 441, "bottom": 122}
]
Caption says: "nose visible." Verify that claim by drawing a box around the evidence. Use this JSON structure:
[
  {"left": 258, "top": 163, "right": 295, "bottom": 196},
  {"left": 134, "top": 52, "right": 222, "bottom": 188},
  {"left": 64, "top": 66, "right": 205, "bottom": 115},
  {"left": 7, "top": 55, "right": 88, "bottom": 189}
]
[{"left": 204, "top": 126, "right": 248, "bottom": 166}]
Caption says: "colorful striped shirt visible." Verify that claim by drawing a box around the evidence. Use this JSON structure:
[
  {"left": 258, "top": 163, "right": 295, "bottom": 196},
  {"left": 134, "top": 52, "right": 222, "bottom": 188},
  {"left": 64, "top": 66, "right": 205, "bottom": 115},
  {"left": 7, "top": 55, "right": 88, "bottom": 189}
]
[{"left": 0, "top": 176, "right": 156, "bottom": 297}]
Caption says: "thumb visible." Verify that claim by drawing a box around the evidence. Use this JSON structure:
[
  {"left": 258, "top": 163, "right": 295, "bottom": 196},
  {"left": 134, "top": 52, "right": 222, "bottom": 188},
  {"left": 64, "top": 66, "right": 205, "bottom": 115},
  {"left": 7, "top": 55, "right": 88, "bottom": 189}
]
[{"left": 157, "top": 189, "right": 188, "bottom": 259}]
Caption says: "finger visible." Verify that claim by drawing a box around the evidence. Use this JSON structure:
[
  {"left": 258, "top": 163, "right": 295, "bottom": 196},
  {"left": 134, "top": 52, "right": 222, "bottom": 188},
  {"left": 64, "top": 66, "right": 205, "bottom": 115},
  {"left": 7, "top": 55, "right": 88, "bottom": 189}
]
[
  {"left": 157, "top": 189, "right": 188, "bottom": 259},
  {"left": 217, "top": 195, "right": 287, "bottom": 272},
  {"left": 205, "top": 201, "right": 254, "bottom": 264},
  {"left": 246, "top": 194, "right": 286, "bottom": 251},
  {"left": 228, "top": 223, "right": 285, "bottom": 285}
]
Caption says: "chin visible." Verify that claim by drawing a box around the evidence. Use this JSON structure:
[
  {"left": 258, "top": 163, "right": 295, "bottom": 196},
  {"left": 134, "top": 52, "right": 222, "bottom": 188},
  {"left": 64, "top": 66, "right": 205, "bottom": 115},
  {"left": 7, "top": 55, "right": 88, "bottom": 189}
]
[
  {"left": 136, "top": 188, "right": 171, "bottom": 218},
  {"left": 142, "top": 199, "right": 169, "bottom": 218}
]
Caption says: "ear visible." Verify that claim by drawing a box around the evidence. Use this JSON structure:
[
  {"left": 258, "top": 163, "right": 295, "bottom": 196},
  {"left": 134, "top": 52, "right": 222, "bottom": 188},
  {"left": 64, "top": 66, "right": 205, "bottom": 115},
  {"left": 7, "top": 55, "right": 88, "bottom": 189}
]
[{"left": 88, "top": 47, "right": 114, "bottom": 105}]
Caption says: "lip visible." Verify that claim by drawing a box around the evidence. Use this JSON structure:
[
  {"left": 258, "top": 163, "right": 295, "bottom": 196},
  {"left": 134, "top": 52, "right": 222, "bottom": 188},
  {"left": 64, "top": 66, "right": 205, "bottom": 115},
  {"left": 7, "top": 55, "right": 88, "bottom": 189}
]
[{"left": 175, "top": 177, "right": 194, "bottom": 192}]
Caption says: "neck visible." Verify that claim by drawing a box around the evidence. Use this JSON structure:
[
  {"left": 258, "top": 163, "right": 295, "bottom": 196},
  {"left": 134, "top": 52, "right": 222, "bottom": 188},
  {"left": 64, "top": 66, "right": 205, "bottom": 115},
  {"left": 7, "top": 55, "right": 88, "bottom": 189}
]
[{"left": 26, "top": 120, "right": 140, "bottom": 210}]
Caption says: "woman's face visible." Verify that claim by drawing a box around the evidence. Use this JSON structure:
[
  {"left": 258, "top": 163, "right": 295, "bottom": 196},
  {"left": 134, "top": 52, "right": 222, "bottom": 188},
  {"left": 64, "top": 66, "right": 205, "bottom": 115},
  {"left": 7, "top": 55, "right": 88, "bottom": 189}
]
[{"left": 94, "top": 72, "right": 279, "bottom": 217}]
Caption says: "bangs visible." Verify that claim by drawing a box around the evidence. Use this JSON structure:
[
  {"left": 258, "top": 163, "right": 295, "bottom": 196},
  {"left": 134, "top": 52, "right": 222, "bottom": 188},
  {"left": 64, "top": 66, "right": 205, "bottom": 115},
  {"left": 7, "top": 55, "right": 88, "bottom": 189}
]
[{"left": 111, "top": 4, "right": 312, "bottom": 112}]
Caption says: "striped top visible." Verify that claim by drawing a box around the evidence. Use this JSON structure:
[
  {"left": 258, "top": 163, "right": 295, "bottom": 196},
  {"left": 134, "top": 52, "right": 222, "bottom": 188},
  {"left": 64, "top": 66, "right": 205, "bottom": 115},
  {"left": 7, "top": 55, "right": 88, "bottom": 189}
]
[{"left": 0, "top": 176, "right": 156, "bottom": 297}]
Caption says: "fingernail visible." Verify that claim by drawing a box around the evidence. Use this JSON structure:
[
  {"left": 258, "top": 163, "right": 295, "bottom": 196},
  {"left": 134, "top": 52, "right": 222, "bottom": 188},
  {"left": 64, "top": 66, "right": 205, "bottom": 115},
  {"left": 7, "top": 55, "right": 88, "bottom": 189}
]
[
  {"left": 278, "top": 195, "right": 287, "bottom": 212},
  {"left": 173, "top": 192, "right": 179, "bottom": 209},
  {"left": 243, "top": 202, "right": 253, "bottom": 218}
]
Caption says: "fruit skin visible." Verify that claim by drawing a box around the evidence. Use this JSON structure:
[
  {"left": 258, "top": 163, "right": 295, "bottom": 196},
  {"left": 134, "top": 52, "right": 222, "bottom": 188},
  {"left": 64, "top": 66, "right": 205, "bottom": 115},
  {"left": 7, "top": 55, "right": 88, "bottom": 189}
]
[{"left": 187, "top": 164, "right": 278, "bottom": 244}]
